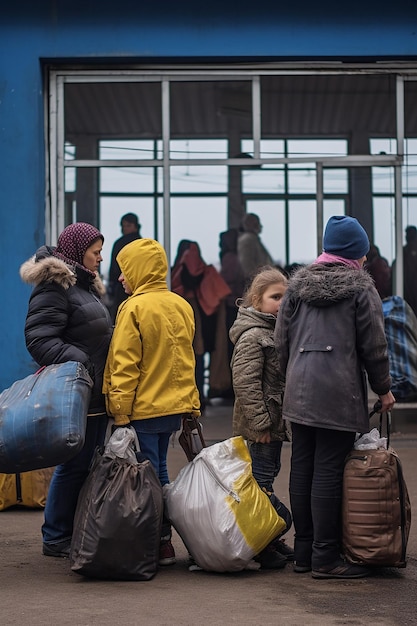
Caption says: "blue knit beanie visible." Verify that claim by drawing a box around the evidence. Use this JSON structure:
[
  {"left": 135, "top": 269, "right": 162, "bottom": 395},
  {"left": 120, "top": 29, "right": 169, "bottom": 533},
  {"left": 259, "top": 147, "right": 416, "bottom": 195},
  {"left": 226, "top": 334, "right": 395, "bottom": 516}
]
[{"left": 323, "top": 216, "right": 370, "bottom": 260}]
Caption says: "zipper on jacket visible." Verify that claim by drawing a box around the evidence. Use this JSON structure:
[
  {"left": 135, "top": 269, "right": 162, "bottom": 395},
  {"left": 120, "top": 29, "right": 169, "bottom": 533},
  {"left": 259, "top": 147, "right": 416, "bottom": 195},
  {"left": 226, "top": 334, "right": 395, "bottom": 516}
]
[{"left": 200, "top": 457, "right": 240, "bottom": 502}]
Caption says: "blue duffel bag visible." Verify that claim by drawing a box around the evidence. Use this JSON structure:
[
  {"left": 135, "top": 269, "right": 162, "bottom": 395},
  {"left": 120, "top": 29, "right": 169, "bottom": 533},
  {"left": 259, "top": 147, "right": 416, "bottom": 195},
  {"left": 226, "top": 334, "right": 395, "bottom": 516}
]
[{"left": 0, "top": 361, "right": 92, "bottom": 473}]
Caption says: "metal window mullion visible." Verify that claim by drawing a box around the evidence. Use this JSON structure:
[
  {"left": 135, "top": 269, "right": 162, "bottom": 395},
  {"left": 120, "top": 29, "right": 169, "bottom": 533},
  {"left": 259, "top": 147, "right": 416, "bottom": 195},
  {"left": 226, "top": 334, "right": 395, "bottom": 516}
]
[
  {"left": 162, "top": 79, "right": 171, "bottom": 285},
  {"left": 395, "top": 76, "right": 405, "bottom": 297},
  {"left": 46, "top": 74, "right": 56, "bottom": 246},
  {"left": 252, "top": 76, "right": 261, "bottom": 159},
  {"left": 316, "top": 163, "right": 324, "bottom": 257},
  {"left": 56, "top": 75, "right": 66, "bottom": 242}
]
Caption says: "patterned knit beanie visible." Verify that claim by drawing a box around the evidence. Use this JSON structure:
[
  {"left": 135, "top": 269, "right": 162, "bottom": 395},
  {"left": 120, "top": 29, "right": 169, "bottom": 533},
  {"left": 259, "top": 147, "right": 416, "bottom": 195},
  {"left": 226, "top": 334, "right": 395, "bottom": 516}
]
[
  {"left": 54, "top": 222, "right": 104, "bottom": 266},
  {"left": 323, "top": 216, "right": 370, "bottom": 260}
]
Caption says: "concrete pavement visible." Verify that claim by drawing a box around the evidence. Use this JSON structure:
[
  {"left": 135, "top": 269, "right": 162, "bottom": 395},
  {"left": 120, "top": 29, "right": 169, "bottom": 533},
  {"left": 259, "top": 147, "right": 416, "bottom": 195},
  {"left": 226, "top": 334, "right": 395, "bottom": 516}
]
[{"left": 1, "top": 399, "right": 417, "bottom": 626}]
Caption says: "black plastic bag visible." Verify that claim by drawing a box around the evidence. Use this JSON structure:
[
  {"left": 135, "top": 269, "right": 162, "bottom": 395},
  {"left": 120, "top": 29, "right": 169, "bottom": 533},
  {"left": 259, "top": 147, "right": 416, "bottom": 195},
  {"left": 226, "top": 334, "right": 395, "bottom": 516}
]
[{"left": 70, "top": 429, "right": 163, "bottom": 580}]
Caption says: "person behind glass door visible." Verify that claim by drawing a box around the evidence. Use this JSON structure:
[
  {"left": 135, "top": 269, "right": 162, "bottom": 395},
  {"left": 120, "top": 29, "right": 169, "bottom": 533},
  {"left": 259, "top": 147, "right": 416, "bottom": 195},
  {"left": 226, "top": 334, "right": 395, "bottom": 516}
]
[{"left": 107, "top": 212, "right": 141, "bottom": 322}]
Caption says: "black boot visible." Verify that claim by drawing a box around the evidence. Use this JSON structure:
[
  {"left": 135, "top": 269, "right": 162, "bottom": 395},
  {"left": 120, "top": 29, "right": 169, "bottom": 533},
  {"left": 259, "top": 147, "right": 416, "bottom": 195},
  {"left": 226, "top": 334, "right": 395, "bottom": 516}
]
[
  {"left": 311, "top": 495, "right": 343, "bottom": 570},
  {"left": 290, "top": 492, "right": 313, "bottom": 572}
]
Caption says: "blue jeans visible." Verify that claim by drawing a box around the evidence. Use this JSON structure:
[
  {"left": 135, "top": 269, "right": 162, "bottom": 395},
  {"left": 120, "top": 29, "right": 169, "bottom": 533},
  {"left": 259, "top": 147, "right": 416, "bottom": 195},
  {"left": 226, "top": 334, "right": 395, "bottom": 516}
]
[
  {"left": 131, "top": 414, "right": 182, "bottom": 539},
  {"left": 289, "top": 422, "right": 356, "bottom": 568},
  {"left": 249, "top": 440, "right": 292, "bottom": 535},
  {"left": 42, "top": 414, "right": 108, "bottom": 546}
]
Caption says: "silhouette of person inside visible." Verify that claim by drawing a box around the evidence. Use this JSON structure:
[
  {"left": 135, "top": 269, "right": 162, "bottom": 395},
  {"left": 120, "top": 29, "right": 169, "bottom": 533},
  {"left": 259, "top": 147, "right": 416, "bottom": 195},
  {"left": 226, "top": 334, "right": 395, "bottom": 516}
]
[
  {"left": 219, "top": 228, "right": 246, "bottom": 364},
  {"left": 365, "top": 243, "right": 392, "bottom": 300},
  {"left": 237, "top": 213, "right": 274, "bottom": 283},
  {"left": 107, "top": 213, "right": 141, "bottom": 322},
  {"left": 403, "top": 226, "right": 417, "bottom": 316},
  {"left": 171, "top": 240, "right": 231, "bottom": 408}
]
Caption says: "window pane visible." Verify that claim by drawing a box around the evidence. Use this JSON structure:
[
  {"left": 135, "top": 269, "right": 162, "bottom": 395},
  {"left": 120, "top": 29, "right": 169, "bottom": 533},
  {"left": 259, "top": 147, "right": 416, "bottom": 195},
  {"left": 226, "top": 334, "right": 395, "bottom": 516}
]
[
  {"left": 100, "top": 140, "right": 160, "bottom": 160},
  {"left": 170, "top": 139, "right": 228, "bottom": 160},
  {"left": 372, "top": 167, "right": 394, "bottom": 194},
  {"left": 323, "top": 169, "right": 348, "bottom": 194},
  {"left": 288, "top": 167, "right": 316, "bottom": 193},
  {"left": 64, "top": 167, "right": 76, "bottom": 193},
  {"left": 373, "top": 197, "right": 395, "bottom": 264},
  {"left": 242, "top": 168, "right": 285, "bottom": 193},
  {"left": 370, "top": 138, "right": 397, "bottom": 156},
  {"left": 323, "top": 200, "right": 345, "bottom": 226},
  {"left": 170, "top": 166, "right": 227, "bottom": 193},
  {"left": 403, "top": 166, "right": 417, "bottom": 193},
  {"left": 170, "top": 196, "right": 227, "bottom": 267},
  {"left": 241, "top": 139, "right": 285, "bottom": 159},
  {"left": 288, "top": 139, "right": 348, "bottom": 161},
  {"left": 100, "top": 167, "right": 156, "bottom": 193},
  {"left": 288, "top": 200, "right": 317, "bottom": 264}
]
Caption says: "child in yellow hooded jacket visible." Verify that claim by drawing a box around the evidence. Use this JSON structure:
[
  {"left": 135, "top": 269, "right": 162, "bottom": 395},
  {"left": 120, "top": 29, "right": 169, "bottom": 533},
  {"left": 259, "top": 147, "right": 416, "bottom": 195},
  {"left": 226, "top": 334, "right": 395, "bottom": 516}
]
[{"left": 103, "top": 238, "right": 200, "bottom": 565}]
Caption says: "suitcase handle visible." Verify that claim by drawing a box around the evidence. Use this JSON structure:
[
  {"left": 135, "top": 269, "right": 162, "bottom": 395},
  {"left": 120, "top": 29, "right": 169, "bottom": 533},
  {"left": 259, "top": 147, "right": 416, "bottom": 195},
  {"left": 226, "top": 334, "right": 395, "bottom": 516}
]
[{"left": 369, "top": 401, "right": 391, "bottom": 447}]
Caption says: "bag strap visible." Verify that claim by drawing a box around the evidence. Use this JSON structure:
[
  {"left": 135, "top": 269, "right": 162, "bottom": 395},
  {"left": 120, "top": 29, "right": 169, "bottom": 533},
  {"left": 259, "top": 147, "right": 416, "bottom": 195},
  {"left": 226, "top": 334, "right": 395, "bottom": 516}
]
[{"left": 369, "top": 402, "right": 391, "bottom": 448}]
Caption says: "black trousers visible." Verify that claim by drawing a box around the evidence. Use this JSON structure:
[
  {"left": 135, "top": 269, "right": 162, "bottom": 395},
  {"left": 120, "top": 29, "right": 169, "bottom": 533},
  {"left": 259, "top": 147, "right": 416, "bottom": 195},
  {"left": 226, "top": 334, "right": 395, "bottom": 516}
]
[{"left": 289, "top": 421, "right": 355, "bottom": 568}]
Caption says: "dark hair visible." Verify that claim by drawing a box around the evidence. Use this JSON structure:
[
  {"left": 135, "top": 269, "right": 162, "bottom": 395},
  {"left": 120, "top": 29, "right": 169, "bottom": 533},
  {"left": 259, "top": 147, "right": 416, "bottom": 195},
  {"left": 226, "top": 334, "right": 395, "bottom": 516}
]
[{"left": 121, "top": 213, "right": 139, "bottom": 228}]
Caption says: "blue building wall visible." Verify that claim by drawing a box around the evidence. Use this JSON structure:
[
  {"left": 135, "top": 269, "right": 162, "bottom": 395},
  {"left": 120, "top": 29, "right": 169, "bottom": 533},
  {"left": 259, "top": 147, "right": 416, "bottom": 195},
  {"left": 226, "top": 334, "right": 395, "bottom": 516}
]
[{"left": 1, "top": 0, "right": 417, "bottom": 390}]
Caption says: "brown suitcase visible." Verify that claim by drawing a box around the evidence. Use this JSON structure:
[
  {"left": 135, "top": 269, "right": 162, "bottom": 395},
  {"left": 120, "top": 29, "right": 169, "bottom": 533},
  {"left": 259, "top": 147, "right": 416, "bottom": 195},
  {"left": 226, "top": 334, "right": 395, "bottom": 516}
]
[{"left": 342, "top": 412, "right": 411, "bottom": 568}]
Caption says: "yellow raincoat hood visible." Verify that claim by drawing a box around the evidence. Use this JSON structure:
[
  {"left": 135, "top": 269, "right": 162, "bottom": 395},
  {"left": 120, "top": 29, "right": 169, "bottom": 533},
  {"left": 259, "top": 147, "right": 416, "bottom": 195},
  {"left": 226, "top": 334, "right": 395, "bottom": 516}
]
[{"left": 116, "top": 238, "right": 168, "bottom": 295}]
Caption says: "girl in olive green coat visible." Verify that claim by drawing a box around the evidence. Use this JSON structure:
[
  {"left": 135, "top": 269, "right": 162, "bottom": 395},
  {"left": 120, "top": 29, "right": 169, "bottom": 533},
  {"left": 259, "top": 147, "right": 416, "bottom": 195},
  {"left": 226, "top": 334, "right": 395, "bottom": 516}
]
[{"left": 229, "top": 266, "right": 293, "bottom": 569}]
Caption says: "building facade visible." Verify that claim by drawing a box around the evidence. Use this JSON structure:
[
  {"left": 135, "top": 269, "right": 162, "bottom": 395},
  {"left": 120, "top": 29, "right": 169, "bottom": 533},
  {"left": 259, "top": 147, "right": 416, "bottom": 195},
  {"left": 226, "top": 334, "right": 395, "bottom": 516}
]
[{"left": 1, "top": 1, "right": 417, "bottom": 389}]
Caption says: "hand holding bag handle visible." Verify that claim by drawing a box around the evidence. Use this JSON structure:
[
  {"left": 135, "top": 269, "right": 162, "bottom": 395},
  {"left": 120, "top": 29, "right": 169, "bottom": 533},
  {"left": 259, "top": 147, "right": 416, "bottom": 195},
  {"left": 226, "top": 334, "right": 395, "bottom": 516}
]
[
  {"left": 370, "top": 400, "right": 391, "bottom": 448},
  {"left": 178, "top": 414, "right": 206, "bottom": 462}
]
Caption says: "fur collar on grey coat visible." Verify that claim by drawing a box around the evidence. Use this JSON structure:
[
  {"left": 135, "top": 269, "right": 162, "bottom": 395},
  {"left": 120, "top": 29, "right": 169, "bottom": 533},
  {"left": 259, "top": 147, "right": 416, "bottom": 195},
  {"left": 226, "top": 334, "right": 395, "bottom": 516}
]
[{"left": 286, "top": 262, "right": 375, "bottom": 307}]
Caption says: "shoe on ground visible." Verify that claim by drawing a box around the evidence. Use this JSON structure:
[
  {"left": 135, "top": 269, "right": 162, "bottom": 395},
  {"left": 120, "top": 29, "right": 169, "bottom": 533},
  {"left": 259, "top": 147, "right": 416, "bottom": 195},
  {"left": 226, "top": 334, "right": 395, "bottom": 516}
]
[
  {"left": 42, "top": 540, "right": 71, "bottom": 558},
  {"left": 274, "top": 539, "right": 295, "bottom": 561},
  {"left": 255, "top": 545, "right": 287, "bottom": 570},
  {"left": 293, "top": 562, "right": 312, "bottom": 573},
  {"left": 159, "top": 539, "right": 176, "bottom": 566},
  {"left": 312, "top": 558, "right": 370, "bottom": 579}
]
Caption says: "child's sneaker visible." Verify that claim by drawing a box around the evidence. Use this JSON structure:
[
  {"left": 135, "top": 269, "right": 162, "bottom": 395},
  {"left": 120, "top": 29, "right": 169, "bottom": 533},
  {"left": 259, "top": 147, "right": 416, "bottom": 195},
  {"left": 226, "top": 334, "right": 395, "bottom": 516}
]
[
  {"left": 159, "top": 539, "right": 176, "bottom": 566},
  {"left": 255, "top": 545, "right": 287, "bottom": 569},
  {"left": 274, "top": 539, "right": 295, "bottom": 561}
]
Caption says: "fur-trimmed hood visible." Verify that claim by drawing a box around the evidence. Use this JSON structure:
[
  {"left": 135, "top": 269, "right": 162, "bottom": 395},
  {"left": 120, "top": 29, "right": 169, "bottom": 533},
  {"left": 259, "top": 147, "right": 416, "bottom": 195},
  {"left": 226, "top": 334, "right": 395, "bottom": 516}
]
[
  {"left": 20, "top": 245, "right": 105, "bottom": 296},
  {"left": 286, "top": 262, "right": 375, "bottom": 307}
]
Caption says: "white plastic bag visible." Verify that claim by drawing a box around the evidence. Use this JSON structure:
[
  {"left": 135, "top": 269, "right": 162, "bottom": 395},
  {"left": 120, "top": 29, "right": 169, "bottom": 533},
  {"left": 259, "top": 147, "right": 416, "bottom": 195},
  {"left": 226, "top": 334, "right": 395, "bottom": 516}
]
[
  {"left": 354, "top": 428, "right": 387, "bottom": 450},
  {"left": 164, "top": 436, "right": 286, "bottom": 572},
  {"left": 104, "top": 427, "right": 138, "bottom": 464}
]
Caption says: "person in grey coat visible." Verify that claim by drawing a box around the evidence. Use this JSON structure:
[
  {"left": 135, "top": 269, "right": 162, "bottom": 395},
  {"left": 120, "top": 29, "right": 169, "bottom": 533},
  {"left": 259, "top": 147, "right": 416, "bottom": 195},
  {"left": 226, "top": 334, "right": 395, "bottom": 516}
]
[{"left": 275, "top": 215, "right": 395, "bottom": 579}]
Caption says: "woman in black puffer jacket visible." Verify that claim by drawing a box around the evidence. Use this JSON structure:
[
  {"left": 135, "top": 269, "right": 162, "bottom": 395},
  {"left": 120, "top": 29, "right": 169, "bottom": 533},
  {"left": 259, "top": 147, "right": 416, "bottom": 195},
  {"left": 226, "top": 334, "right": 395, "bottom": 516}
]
[{"left": 20, "top": 222, "right": 113, "bottom": 558}]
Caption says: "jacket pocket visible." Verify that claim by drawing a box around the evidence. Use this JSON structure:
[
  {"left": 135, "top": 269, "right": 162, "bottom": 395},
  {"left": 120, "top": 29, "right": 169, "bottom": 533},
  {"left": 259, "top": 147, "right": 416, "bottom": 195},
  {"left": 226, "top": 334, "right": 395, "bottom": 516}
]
[{"left": 298, "top": 344, "right": 334, "bottom": 353}]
